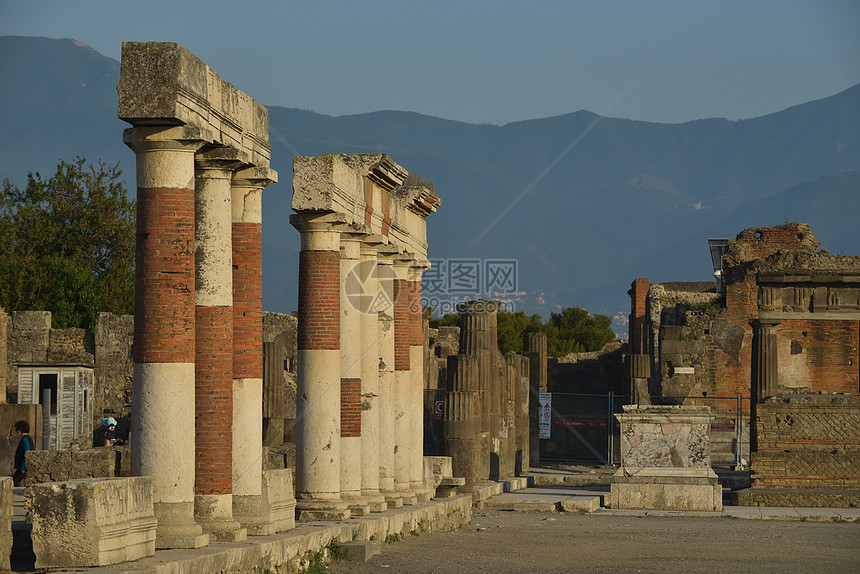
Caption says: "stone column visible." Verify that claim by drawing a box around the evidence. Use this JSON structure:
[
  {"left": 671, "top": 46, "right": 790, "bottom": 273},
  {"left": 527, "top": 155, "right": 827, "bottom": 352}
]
[
  {"left": 443, "top": 354, "right": 481, "bottom": 489},
  {"left": 124, "top": 125, "right": 209, "bottom": 549},
  {"left": 751, "top": 318, "right": 780, "bottom": 453},
  {"left": 392, "top": 256, "right": 417, "bottom": 504},
  {"left": 376, "top": 249, "right": 403, "bottom": 509},
  {"left": 408, "top": 262, "right": 430, "bottom": 500},
  {"left": 231, "top": 167, "right": 277, "bottom": 534},
  {"left": 357, "top": 239, "right": 388, "bottom": 512},
  {"left": 513, "top": 354, "right": 530, "bottom": 475},
  {"left": 291, "top": 213, "right": 349, "bottom": 521},
  {"left": 193, "top": 149, "right": 246, "bottom": 542},
  {"left": 525, "top": 332, "right": 547, "bottom": 468},
  {"left": 339, "top": 234, "right": 371, "bottom": 516},
  {"left": 499, "top": 352, "right": 518, "bottom": 479}
]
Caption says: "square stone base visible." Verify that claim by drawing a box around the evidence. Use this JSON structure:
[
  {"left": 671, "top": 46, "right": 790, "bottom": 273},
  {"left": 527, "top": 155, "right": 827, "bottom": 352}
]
[{"left": 610, "top": 467, "right": 722, "bottom": 511}]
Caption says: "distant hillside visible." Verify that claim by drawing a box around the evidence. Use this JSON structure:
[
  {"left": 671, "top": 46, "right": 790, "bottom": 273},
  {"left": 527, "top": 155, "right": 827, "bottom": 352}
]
[{"left": 2, "top": 36, "right": 859, "bottom": 327}]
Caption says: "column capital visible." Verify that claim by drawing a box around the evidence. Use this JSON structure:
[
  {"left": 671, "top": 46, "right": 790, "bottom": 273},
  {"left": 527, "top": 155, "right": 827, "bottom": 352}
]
[
  {"left": 123, "top": 125, "right": 212, "bottom": 153},
  {"left": 233, "top": 166, "right": 278, "bottom": 187},
  {"left": 195, "top": 146, "right": 247, "bottom": 174}
]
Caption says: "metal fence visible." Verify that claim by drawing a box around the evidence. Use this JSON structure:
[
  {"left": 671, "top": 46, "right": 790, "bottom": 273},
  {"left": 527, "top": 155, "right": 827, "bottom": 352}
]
[
  {"left": 422, "top": 390, "right": 751, "bottom": 468},
  {"left": 539, "top": 392, "right": 626, "bottom": 465}
]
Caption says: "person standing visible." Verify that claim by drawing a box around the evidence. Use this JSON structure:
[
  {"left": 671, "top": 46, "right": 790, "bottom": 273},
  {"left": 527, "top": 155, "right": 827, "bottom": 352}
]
[{"left": 13, "top": 420, "right": 32, "bottom": 487}]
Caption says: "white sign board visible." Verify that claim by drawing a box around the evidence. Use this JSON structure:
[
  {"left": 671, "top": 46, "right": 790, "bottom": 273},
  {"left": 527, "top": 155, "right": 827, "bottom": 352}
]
[
  {"left": 539, "top": 392, "right": 552, "bottom": 439},
  {"left": 674, "top": 366, "right": 695, "bottom": 375}
]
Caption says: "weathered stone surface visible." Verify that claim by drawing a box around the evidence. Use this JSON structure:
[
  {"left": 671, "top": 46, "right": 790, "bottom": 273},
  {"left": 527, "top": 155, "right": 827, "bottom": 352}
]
[
  {"left": 610, "top": 468, "right": 722, "bottom": 511},
  {"left": 262, "top": 468, "right": 296, "bottom": 533},
  {"left": 0, "top": 477, "right": 11, "bottom": 571},
  {"left": 118, "top": 42, "right": 271, "bottom": 168},
  {"left": 28, "top": 477, "right": 157, "bottom": 568},
  {"left": 733, "top": 487, "right": 860, "bottom": 508},
  {"left": 618, "top": 405, "right": 713, "bottom": 468}
]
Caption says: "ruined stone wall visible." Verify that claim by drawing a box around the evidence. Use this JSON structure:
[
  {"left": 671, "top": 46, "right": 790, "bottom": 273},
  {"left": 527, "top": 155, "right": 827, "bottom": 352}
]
[
  {"left": 751, "top": 394, "right": 860, "bottom": 488},
  {"left": 93, "top": 313, "right": 134, "bottom": 429},
  {"left": 547, "top": 342, "right": 624, "bottom": 394},
  {"left": 263, "top": 312, "right": 297, "bottom": 444},
  {"left": 0, "top": 309, "right": 7, "bottom": 404}
]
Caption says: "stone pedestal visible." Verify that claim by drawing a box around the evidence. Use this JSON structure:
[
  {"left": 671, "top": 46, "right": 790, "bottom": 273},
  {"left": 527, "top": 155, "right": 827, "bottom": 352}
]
[
  {"left": 261, "top": 469, "right": 297, "bottom": 533},
  {"left": 610, "top": 405, "right": 722, "bottom": 511},
  {"left": 29, "top": 477, "right": 157, "bottom": 568}
]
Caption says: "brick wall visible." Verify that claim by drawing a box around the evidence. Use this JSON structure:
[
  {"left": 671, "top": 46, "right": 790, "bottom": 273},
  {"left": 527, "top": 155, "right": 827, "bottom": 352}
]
[
  {"left": 340, "top": 377, "right": 361, "bottom": 438},
  {"left": 134, "top": 187, "right": 195, "bottom": 364},
  {"left": 297, "top": 250, "right": 340, "bottom": 351},
  {"left": 233, "top": 222, "right": 263, "bottom": 379},
  {"left": 394, "top": 279, "right": 410, "bottom": 371},
  {"left": 195, "top": 306, "right": 233, "bottom": 493},
  {"left": 751, "top": 394, "right": 860, "bottom": 488}
]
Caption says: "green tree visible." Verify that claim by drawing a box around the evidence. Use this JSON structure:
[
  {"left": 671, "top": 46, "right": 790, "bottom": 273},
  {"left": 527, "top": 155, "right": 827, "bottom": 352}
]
[
  {"left": 0, "top": 157, "right": 135, "bottom": 329},
  {"left": 496, "top": 310, "right": 543, "bottom": 354}
]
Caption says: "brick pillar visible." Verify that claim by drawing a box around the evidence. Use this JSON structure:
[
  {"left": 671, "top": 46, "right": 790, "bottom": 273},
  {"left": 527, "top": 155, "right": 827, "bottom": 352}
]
[
  {"left": 193, "top": 150, "right": 246, "bottom": 542},
  {"left": 357, "top": 239, "right": 388, "bottom": 512},
  {"left": 408, "top": 262, "right": 430, "bottom": 500},
  {"left": 376, "top": 249, "right": 403, "bottom": 509},
  {"left": 124, "top": 125, "right": 209, "bottom": 549},
  {"left": 339, "top": 234, "right": 370, "bottom": 516},
  {"left": 231, "top": 166, "right": 277, "bottom": 534},
  {"left": 751, "top": 319, "right": 780, "bottom": 453},
  {"left": 628, "top": 278, "right": 649, "bottom": 354},
  {"left": 292, "top": 214, "right": 350, "bottom": 521},
  {"left": 392, "top": 256, "right": 417, "bottom": 504},
  {"left": 525, "top": 331, "right": 547, "bottom": 467}
]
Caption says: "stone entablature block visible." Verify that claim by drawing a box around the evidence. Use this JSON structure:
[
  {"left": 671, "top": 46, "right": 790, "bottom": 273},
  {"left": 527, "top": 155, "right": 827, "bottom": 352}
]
[
  {"left": 28, "top": 477, "right": 157, "bottom": 568},
  {"left": 118, "top": 42, "right": 271, "bottom": 168},
  {"left": 292, "top": 154, "right": 440, "bottom": 256}
]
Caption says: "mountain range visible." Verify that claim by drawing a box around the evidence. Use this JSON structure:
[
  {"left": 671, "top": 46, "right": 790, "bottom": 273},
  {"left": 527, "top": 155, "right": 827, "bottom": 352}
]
[{"left": 2, "top": 36, "right": 859, "bottom": 332}]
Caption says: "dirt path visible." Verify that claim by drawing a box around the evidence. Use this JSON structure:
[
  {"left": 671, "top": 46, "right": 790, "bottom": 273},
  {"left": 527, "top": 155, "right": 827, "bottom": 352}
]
[{"left": 329, "top": 510, "right": 860, "bottom": 573}]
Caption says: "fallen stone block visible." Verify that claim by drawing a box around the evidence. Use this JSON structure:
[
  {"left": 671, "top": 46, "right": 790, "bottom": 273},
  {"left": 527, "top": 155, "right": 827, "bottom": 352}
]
[
  {"left": 28, "top": 477, "right": 156, "bottom": 568},
  {"left": 560, "top": 497, "right": 601, "bottom": 513}
]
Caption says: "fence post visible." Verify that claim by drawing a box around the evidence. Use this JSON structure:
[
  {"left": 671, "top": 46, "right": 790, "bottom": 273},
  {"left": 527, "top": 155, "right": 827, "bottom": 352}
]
[
  {"left": 735, "top": 393, "right": 742, "bottom": 469},
  {"left": 607, "top": 391, "right": 614, "bottom": 465}
]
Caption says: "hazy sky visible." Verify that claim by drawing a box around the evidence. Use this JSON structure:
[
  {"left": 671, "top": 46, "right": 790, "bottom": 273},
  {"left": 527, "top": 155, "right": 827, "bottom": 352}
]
[{"left": 2, "top": 0, "right": 858, "bottom": 125}]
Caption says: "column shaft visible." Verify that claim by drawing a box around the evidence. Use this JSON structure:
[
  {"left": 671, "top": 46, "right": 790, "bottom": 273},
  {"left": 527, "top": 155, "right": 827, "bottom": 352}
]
[
  {"left": 340, "top": 235, "right": 370, "bottom": 516},
  {"left": 392, "top": 260, "right": 415, "bottom": 502},
  {"left": 124, "top": 125, "right": 208, "bottom": 550},
  {"left": 231, "top": 167, "right": 277, "bottom": 534},
  {"left": 293, "top": 215, "right": 349, "bottom": 520},
  {"left": 408, "top": 266, "right": 429, "bottom": 499},
  {"left": 193, "top": 152, "right": 245, "bottom": 541}
]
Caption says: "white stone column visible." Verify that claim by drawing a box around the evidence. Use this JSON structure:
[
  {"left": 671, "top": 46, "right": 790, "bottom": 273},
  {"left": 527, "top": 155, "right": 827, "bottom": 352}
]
[
  {"left": 339, "top": 234, "right": 370, "bottom": 516},
  {"left": 193, "top": 149, "right": 246, "bottom": 542},
  {"left": 291, "top": 213, "right": 350, "bottom": 521},
  {"left": 358, "top": 238, "right": 388, "bottom": 512},
  {"left": 231, "top": 166, "right": 278, "bottom": 535},
  {"left": 392, "top": 256, "right": 417, "bottom": 505},
  {"left": 124, "top": 125, "right": 209, "bottom": 550},
  {"left": 375, "top": 249, "right": 403, "bottom": 509},
  {"left": 408, "top": 261, "right": 430, "bottom": 500}
]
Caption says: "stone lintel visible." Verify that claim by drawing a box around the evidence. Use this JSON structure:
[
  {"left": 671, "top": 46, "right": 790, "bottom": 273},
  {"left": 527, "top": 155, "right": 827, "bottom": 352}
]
[
  {"left": 292, "top": 154, "right": 435, "bottom": 257},
  {"left": 118, "top": 42, "right": 271, "bottom": 168}
]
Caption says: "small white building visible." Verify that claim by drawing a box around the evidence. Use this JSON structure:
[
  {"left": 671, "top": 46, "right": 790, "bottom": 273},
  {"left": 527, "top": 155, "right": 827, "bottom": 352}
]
[{"left": 16, "top": 363, "right": 94, "bottom": 449}]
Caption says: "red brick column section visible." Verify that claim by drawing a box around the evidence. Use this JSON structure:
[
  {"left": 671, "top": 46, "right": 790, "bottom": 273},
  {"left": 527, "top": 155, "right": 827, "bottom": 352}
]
[
  {"left": 123, "top": 125, "right": 209, "bottom": 549},
  {"left": 231, "top": 167, "right": 277, "bottom": 534},
  {"left": 341, "top": 379, "right": 362, "bottom": 437},
  {"left": 193, "top": 153, "right": 246, "bottom": 541},
  {"left": 291, "top": 213, "right": 350, "bottom": 521}
]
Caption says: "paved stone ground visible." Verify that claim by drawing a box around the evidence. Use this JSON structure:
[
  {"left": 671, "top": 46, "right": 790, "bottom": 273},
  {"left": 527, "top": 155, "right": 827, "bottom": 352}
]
[{"left": 329, "top": 511, "right": 860, "bottom": 573}]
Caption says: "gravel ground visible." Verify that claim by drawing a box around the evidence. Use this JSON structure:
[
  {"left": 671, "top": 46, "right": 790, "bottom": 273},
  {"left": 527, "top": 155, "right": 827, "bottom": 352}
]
[{"left": 328, "top": 510, "right": 860, "bottom": 573}]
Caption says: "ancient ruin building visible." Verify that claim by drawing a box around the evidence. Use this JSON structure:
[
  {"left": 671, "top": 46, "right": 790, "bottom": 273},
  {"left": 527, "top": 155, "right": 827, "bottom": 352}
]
[
  {"left": 630, "top": 223, "right": 860, "bottom": 405},
  {"left": 290, "top": 153, "right": 441, "bottom": 520},
  {"left": 628, "top": 222, "right": 860, "bottom": 498}
]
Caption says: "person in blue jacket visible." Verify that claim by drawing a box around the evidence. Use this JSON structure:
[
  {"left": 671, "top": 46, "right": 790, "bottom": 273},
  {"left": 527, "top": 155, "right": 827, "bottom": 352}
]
[{"left": 13, "top": 420, "right": 32, "bottom": 487}]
